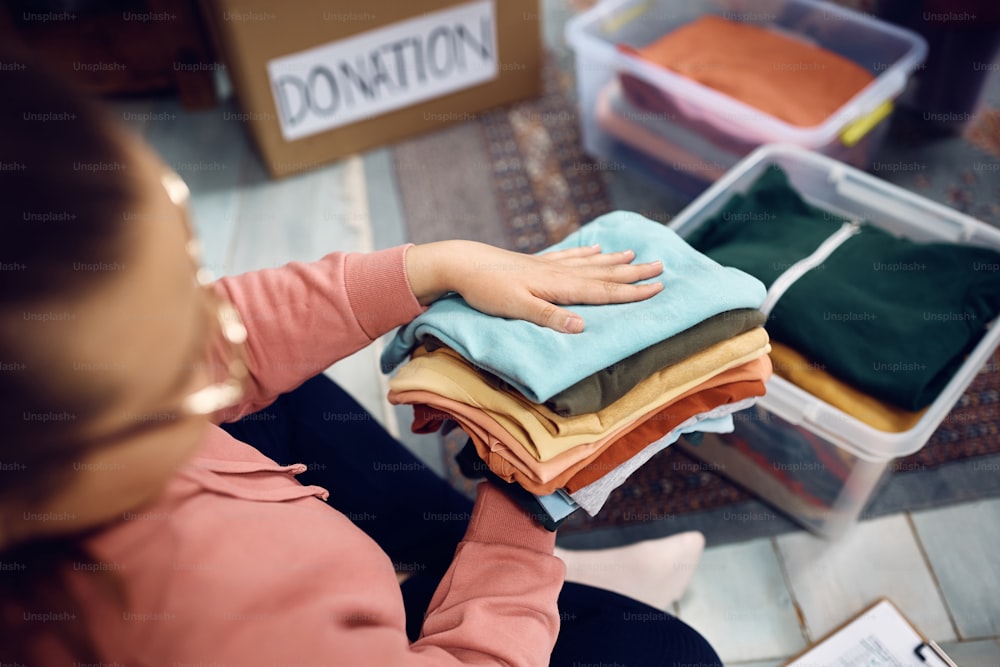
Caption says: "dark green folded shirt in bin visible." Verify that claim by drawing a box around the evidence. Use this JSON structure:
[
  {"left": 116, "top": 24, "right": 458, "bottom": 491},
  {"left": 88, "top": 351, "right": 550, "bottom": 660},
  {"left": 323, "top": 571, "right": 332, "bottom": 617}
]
[{"left": 686, "top": 165, "right": 1000, "bottom": 411}]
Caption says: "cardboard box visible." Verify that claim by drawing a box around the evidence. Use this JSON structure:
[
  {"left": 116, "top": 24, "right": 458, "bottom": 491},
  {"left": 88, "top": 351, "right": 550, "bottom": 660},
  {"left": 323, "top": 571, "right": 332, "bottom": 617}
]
[{"left": 203, "top": 0, "right": 542, "bottom": 177}]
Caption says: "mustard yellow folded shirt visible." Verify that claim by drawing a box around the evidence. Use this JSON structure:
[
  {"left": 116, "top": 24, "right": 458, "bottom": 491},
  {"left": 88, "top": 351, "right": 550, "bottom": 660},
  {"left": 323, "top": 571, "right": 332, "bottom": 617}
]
[
  {"left": 389, "top": 327, "right": 770, "bottom": 461},
  {"left": 769, "top": 341, "right": 926, "bottom": 433}
]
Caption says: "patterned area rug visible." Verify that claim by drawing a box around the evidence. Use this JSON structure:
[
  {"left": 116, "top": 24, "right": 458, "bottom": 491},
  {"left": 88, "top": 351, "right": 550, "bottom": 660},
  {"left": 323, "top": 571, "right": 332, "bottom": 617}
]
[
  {"left": 389, "top": 8, "right": 1000, "bottom": 539},
  {"left": 389, "top": 59, "right": 609, "bottom": 252}
]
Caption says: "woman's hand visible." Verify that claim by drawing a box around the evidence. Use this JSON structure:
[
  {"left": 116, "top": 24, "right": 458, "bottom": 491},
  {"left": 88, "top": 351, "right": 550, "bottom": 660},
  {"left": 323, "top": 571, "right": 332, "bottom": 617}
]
[{"left": 405, "top": 240, "right": 664, "bottom": 333}]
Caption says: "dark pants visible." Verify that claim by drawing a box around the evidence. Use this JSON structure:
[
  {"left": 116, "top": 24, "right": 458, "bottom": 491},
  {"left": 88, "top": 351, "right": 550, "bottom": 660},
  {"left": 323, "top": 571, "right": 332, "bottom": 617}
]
[{"left": 222, "top": 374, "right": 722, "bottom": 667}]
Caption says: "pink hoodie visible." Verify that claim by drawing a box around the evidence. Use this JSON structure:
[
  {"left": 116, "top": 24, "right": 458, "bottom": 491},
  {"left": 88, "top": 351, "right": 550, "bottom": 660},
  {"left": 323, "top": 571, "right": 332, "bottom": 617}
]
[{"left": 46, "top": 247, "right": 564, "bottom": 666}]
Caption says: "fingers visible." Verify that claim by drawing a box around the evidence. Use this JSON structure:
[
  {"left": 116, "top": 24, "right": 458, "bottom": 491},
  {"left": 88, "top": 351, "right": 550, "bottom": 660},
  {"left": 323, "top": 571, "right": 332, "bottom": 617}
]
[
  {"left": 597, "top": 280, "right": 665, "bottom": 304},
  {"left": 538, "top": 244, "right": 602, "bottom": 262},
  {"left": 574, "top": 279, "right": 665, "bottom": 305},
  {"left": 528, "top": 280, "right": 664, "bottom": 334},
  {"left": 545, "top": 249, "right": 665, "bottom": 280},
  {"left": 574, "top": 258, "right": 664, "bottom": 285},
  {"left": 457, "top": 243, "right": 668, "bottom": 334},
  {"left": 529, "top": 256, "right": 664, "bottom": 333},
  {"left": 531, "top": 244, "right": 663, "bottom": 270},
  {"left": 553, "top": 249, "right": 641, "bottom": 268},
  {"left": 531, "top": 299, "right": 586, "bottom": 334},
  {"left": 544, "top": 247, "right": 640, "bottom": 268}
]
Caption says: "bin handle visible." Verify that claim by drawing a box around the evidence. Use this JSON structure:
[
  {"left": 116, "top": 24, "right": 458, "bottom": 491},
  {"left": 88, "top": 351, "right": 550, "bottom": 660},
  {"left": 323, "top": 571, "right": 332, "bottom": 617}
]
[
  {"left": 839, "top": 100, "right": 893, "bottom": 147},
  {"left": 600, "top": 0, "right": 650, "bottom": 34}
]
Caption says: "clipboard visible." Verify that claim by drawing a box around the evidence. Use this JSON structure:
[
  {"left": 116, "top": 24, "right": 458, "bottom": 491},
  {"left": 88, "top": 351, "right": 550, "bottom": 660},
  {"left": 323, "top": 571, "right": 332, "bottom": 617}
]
[{"left": 782, "top": 598, "right": 957, "bottom": 667}]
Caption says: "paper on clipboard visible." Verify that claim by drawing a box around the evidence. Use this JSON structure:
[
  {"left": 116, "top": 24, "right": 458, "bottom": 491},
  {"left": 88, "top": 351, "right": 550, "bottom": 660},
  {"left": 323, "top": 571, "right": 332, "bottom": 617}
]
[{"left": 784, "top": 599, "right": 955, "bottom": 667}]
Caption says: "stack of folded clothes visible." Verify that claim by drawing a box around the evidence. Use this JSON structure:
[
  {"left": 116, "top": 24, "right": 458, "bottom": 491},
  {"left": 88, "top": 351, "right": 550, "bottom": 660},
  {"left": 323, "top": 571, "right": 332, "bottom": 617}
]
[{"left": 381, "top": 212, "right": 773, "bottom": 528}]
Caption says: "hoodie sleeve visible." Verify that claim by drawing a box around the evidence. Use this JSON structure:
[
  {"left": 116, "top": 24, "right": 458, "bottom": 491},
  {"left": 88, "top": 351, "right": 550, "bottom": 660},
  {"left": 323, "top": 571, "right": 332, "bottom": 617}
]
[{"left": 210, "top": 245, "right": 425, "bottom": 421}]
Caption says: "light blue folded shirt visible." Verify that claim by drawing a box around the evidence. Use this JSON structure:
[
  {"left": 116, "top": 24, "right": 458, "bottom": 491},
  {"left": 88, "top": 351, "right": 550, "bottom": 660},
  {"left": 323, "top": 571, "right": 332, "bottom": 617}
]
[
  {"left": 535, "top": 489, "right": 580, "bottom": 523},
  {"left": 382, "top": 212, "right": 767, "bottom": 403}
]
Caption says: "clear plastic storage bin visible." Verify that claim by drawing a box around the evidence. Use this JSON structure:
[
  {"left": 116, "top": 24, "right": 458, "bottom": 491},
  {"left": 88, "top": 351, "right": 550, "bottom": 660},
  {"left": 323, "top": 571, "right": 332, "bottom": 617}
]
[
  {"left": 669, "top": 144, "right": 1000, "bottom": 537},
  {"left": 565, "top": 0, "right": 927, "bottom": 198}
]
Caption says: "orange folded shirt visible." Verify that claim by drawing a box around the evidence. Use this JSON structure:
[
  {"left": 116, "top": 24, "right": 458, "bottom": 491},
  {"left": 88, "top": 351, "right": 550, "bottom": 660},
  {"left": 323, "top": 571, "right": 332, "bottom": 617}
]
[
  {"left": 410, "top": 354, "right": 772, "bottom": 496},
  {"left": 416, "top": 379, "right": 764, "bottom": 496},
  {"left": 562, "top": 378, "right": 766, "bottom": 493},
  {"left": 620, "top": 15, "right": 875, "bottom": 127}
]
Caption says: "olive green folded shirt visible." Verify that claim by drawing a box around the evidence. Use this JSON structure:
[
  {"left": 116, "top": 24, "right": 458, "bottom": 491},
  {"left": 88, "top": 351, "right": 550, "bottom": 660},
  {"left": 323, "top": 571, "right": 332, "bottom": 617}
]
[{"left": 543, "top": 308, "right": 766, "bottom": 416}]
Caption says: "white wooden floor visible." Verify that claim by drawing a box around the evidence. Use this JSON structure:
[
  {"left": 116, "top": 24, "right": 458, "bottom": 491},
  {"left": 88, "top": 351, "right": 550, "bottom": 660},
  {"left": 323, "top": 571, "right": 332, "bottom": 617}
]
[{"left": 116, "top": 82, "right": 1000, "bottom": 667}]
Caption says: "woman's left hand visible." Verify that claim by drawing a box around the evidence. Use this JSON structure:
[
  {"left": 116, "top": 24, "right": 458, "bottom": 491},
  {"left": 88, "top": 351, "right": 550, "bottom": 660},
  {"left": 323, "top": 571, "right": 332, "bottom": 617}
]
[{"left": 405, "top": 240, "right": 664, "bottom": 333}]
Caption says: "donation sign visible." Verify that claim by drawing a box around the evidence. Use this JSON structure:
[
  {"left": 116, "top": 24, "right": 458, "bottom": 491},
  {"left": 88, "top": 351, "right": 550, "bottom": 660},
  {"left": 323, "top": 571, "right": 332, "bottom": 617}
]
[{"left": 268, "top": 0, "right": 499, "bottom": 140}]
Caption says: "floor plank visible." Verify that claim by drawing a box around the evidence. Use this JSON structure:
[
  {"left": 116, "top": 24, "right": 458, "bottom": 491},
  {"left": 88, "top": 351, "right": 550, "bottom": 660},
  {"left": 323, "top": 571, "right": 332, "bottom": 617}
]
[
  {"left": 936, "top": 638, "right": 1000, "bottom": 667},
  {"left": 225, "top": 149, "right": 389, "bottom": 423},
  {"left": 364, "top": 145, "right": 463, "bottom": 471},
  {"left": 677, "top": 538, "right": 807, "bottom": 663},
  {"left": 911, "top": 498, "right": 1000, "bottom": 640},
  {"left": 775, "top": 514, "right": 957, "bottom": 645},
  {"left": 228, "top": 157, "right": 358, "bottom": 273},
  {"left": 364, "top": 147, "right": 409, "bottom": 251}
]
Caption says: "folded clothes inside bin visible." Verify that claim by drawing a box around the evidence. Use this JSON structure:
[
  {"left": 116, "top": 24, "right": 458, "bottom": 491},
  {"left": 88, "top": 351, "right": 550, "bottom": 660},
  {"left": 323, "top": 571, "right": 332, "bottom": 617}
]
[
  {"left": 768, "top": 341, "right": 926, "bottom": 432},
  {"left": 567, "top": 0, "right": 927, "bottom": 201},
  {"left": 618, "top": 15, "right": 875, "bottom": 131},
  {"left": 661, "top": 144, "right": 1000, "bottom": 535},
  {"left": 686, "top": 164, "right": 1000, "bottom": 411},
  {"left": 595, "top": 79, "right": 736, "bottom": 179},
  {"left": 724, "top": 408, "right": 852, "bottom": 509}
]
